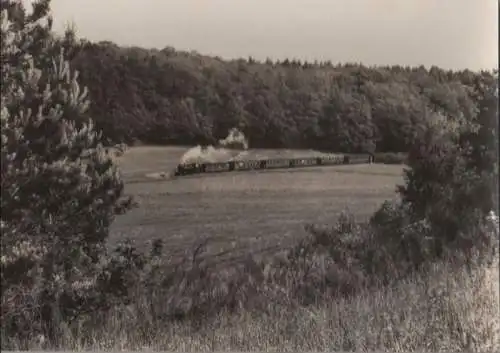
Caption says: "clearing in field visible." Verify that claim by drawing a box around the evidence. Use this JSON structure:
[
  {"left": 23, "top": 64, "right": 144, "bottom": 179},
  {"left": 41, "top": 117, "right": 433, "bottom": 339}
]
[{"left": 111, "top": 146, "right": 405, "bottom": 265}]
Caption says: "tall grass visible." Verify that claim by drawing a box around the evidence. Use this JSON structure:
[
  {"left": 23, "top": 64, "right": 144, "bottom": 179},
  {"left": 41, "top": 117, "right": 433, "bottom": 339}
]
[
  {"left": 4, "top": 251, "right": 498, "bottom": 352},
  {"left": 2, "top": 214, "right": 498, "bottom": 352}
]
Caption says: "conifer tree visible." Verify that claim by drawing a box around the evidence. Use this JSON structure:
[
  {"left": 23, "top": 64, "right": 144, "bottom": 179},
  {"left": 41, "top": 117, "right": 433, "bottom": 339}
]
[{"left": 1, "top": 0, "right": 133, "bottom": 342}]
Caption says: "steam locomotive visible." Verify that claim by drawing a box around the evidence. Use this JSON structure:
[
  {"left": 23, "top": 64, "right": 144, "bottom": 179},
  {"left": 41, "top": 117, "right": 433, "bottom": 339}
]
[{"left": 173, "top": 154, "right": 374, "bottom": 177}]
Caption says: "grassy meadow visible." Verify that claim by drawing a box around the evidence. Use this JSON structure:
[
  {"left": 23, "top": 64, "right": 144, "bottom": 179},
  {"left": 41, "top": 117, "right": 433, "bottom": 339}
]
[
  {"left": 5, "top": 145, "right": 499, "bottom": 351},
  {"left": 111, "top": 146, "right": 404, "bottom": 264}
]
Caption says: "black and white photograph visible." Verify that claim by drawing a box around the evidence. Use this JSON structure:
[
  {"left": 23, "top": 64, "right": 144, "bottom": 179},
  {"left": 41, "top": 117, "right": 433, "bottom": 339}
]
[{"left": 1, "top": 0, "right": 499, "bottom": 351}]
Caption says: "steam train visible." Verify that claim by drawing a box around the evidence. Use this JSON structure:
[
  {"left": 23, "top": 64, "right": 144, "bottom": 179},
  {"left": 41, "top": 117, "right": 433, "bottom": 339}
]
[{"left": 173, "top": 153, "right": 374, "bottom": 177}]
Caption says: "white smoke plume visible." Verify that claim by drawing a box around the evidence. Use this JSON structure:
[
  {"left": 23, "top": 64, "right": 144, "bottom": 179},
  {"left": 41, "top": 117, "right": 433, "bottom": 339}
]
[
  {"left": 180, "top": 128, "right": 249, "bottom": 165},
  {"left": 218, "top": 128, "right": 249, "bottom": 150}
]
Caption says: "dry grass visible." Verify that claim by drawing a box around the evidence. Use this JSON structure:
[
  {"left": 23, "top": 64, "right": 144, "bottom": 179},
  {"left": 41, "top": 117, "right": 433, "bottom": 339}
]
[
  {"left": 111, "top": 146, "right": 404, "bottom": 264},
  {"left": 13, "top": 255, "right": 498, "bottom": 352}
]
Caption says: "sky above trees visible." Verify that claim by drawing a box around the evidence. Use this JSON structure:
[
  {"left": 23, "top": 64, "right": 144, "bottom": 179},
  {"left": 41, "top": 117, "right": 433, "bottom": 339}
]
[{"left": 48, "top": 0, "right": 498, "bottom": 70}]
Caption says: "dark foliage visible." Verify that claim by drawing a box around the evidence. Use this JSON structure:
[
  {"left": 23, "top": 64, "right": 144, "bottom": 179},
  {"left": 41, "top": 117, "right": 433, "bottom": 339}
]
[
  {"left": 398, "top": 72, "right": 498, "bottom": 250},
  {"left": 69, "top": 41, "right": 489, "bottom": 153}
]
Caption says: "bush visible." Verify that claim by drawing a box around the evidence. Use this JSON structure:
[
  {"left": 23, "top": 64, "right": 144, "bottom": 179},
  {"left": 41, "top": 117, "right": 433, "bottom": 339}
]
[
  {"left": 364, "top": 79, "right": 499, "bottom": 276},
  {"left": 373, "top": 152, "right": 407, "bottom": 164},
  {"left": 397, "top": 77, "right": 498, "bottom": 257}
]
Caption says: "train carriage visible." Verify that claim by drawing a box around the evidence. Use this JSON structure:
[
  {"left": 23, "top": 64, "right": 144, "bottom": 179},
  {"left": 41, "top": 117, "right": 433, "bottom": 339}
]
[
  {"left": 233, "top": 160, "right": 249, "bottom": 171},
  {"left": 204, "top": 162, "right": 230, "bottom": 173},
  {"left": 292, "top": 158, "right": 316, "bottom": 167},
  {"left": 321, "top": 155, "right": 344, "bottom": 165},
  {"left": 266, "top": 158, "right": 289, "bottom": 169},
  {"left": 302, "top": 157, "right": 317, "bottom": 166},
  {"left": 245, "top": 160, "right": 262, "bottom": 170},
  {"left": 335, "top": 155, "right": 345, "bottom": 165},
  {"left": 234, "top": 159, "right": 260, "bottom": 171},
  {"left": 346, "top": 154, "right": 371, "bottom": 165}
]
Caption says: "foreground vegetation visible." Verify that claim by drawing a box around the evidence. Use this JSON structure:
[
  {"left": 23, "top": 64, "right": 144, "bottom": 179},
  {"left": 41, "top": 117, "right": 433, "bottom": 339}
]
[
  {"left": 5, "top": 226, "right": 499, "bottom": 351},
  {"left": 1, "top": 1, "right": 498, "bottom": 351}
]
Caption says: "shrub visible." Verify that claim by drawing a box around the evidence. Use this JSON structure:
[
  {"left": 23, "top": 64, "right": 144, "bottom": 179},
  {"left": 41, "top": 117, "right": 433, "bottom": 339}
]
[
  {"left": 373, "top": 152, "right": 407, "bottom": 164},
  {"left": 364, "top": 78, "right": 499, "bottom": 276},
  {"left": 397, "top": 77, "right": 498, "bottom": 257}
]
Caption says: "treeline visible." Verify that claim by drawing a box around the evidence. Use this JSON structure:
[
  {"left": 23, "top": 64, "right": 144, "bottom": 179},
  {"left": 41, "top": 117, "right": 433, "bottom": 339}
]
[{"left": 68, "top": 41, "right": 496, "bottom": 153}]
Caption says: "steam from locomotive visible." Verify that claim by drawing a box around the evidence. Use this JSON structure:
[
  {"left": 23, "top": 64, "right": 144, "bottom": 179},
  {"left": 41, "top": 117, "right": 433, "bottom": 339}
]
[{"left": 179, "top": 128, "right": 249, "bottom": 165}]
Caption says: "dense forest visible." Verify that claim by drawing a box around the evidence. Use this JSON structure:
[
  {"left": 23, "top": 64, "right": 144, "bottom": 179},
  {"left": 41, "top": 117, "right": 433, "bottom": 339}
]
[{"left": 67, "top": 40, "right": 496, "bottom": 153}]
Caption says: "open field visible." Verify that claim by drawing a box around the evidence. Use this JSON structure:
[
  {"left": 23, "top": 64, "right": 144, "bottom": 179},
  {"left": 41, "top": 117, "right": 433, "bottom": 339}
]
[{"left": 111, "top": 146, "right": 405, "bottom": 264}]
